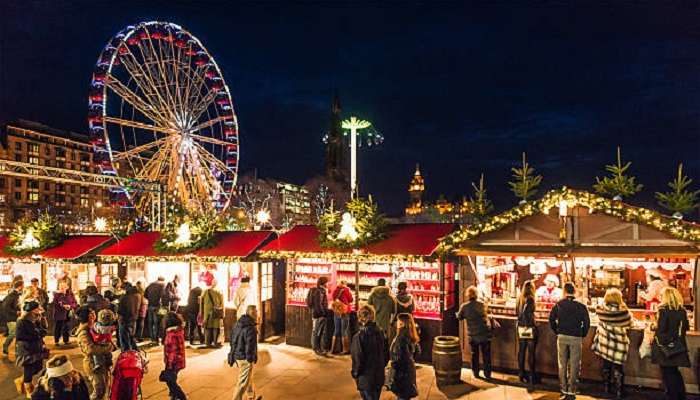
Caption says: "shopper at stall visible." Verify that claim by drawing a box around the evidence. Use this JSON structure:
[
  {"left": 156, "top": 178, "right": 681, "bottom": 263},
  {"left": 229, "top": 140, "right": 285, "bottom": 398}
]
[
  {"left": 456, "top": 286, "right": 492, "bottom": 380},
  {"left": 652, "top": 287, "right": 690, "bottom": 400},
  {"left": 52, "top": 279, "right": 78, "bottom": 347},
  {"left": 31, "top": 355, "right": 90, "bottom": 400},
  {"left": 117, "top": 284, "right": 142, "bottom": 351},
  {"left": 641, "top": 273, "right": 667, "bottom": 310},
  {"left": 592, "top": 288, "right": 632, "bottom": 399},
  {"left": 388, "top": 313, "right": 419, "bottom": 400},
  {"left": 549, "top": 282, "right": 590, "bottom": 400},
  {"left": 21, "top": 285, "right": 40, "bottom": 309},
  {"left": 517, "top": 280, "right": 539, "bottom": 387},
  {"left": 2, "top": 279, "right": 24, "bottom": 357},
  {"left": 135, "top": 281, "right": 148, "bottom": 342},
  {"left": 307, "top": 276, "right": 330, "bottom": 356},
  {"left": 15, "top": 300, "right": 48, "bottom": 397},
  {"left": 228, "top": 305, "right": 259, "bottom": 400},
  {"left": 331, "top": 280, "right": 353, "bottom": 354},
  {"left": 395, "top": 282, "right": 415, "bottom": 315},
  {"left": 536, "top": 274, "right": 563, "bottom": 304},
  {"left": 351, "top": 304, "right": 389, "bottom": 400},
  {"left": 84, "top": 285, "right": 108, "bottom": 312},
  {"left": 232, "top": 276, "right": 253, "bottom": 320},
  {"left": 30, "top": 278, "right": 49, "bottom": 312},
  {"left": 144, "top": 276, "right": 166, "bottom": 344},
  {"left": 368, "top": 278, "right": 397, "bottom": 338},
  {"left": 76, "top": 306, "right": 114, "bottom": 400},
  {"left": 163, "top": 275, "right": 181, "bottom": 312},
  {"left": 185, "top": 285, "right": 203, "bottom": 345},
  {"left": 200, "top": 279, "right": 224, "bottom": 348},
  {"left": 161, "top": 311, "right": 187, "bottom": 400}
]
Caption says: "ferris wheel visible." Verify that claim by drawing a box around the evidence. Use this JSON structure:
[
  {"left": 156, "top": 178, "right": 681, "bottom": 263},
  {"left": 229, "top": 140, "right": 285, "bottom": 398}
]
[{"left": 88, "top": 21, "right": 239, "bottom": 215}]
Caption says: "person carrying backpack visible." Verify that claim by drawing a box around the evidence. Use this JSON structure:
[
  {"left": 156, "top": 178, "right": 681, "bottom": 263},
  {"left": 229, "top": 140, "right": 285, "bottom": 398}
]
[{"left": 307, "top": 276, "right": 330, "bottom": 356}]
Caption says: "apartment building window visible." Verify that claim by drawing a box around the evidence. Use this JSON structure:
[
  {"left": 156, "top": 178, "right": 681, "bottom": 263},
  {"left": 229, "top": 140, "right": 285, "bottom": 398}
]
[
  {"left": 28, "top": 192, "right": 39, "bottom": 204},
  {"left": 14, "top": 192, "right": 21, "bottom": 201},
  {"left": 56, "top": 194, "right": 65, "bottom": 204},
  {"left": 80, "top": 186, "right": 88, "bottom": 195},
  {"left": 44, "top": 195, "right": 50, "bottom": 203},
  {"left": 56, "top": 149, "right": 65, "bottom": 158},
  {"left": 56, "top": 161, "right": 65, "bottom": 169},
  {"left": 28, "top": 156, "right": 39, "bottom": 165},
  {"left": 80, "top": 197, "right": 89, "bottom": 207},
  {"left": 81, "top": 153, "right": 90, "bottom": 163},
  {"left": 0, "top": 178, "right": 5, "bottom": 189},
  {"left": 15, "top": 142, "right": 22, "bottom": 151},
  {"left": 28, "top": 180, "right": 38, "bottom": 189},
  {"left": 56, "top": 184, "right": 65, "bottom": 192},
  {"left": 70, "top": 186, "right": 75, "bottom": 193},
  {"left": 15, "top": 154, "right": 22, "bottom": 162},
  {"left": 28, "top": 143, "right": 39, "bottom": 155},
  {"left": 0, "top": 194, "right": 6, "bottom": 204},
  {"left": 44, "top": 146, "right": 51, "bottom": 156},
  {"left": 14, "top": 179, "right": 21, "bottom": 188},
  {"left": 44, "top": 182, "right": 50, "bottom": 190},
  {"left": 0, "top": 213, "right": 5, "bottom": 227}
]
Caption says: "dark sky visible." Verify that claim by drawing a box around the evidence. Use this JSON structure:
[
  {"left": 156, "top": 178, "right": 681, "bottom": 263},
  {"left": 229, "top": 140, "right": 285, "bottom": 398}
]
[{"left": 2, "top": 1, "right": 700, "bottom": 217}]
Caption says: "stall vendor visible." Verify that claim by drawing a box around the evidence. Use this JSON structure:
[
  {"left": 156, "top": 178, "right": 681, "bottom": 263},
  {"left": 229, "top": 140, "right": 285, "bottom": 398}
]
[
  {"left": 640, "top": 273, "right": 666, "bottom": 310},
  {"left": 535, "top": 274, "right": 562, "bottom": 304}
]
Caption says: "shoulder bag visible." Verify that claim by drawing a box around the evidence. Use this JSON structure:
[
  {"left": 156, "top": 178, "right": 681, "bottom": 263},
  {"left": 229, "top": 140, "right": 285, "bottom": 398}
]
[
  {"left": 208, "top": 290, "right": 224, "bottom": 320},
  {"left": 516, "top": 302, "right": 534, "bottom": 339},
  {"left": 655, "top": 319, "right": 687, "bottom": 358}
]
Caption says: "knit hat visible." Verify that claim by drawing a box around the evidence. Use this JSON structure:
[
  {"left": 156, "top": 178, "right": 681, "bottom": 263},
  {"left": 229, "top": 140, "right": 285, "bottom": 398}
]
[
  {"left": 97, "top": 309, "right": 116, "bottom": 325},
  {"left": 46, "top": 355, "right": 75, "bottom": 378},
  {"left": 23, "top": 300, "right": 40, "bottom": 312}
]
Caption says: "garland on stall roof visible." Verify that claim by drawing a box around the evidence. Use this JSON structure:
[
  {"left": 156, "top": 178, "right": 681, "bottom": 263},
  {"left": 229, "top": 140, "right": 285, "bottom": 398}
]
[
  {"left": 153, "top": 204, "right": 220, "bottom": 254},
  {"left": 6, "top": 212, "right": 65, "bottom": 256},
  {"left": 317, "top": 197, "right": 387, "bottom": 250},
  {"left": 438, "top": 187, "right": 700, "bottom": 254}
]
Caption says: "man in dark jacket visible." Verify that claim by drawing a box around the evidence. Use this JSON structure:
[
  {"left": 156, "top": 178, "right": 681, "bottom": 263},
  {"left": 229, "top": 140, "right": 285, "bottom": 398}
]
[
  {"left": 84, "top": 284, "right": 108, "bottom": 312},
  {"left": 162, "top": 275, "right": 181, "bottom": 312},
  {"left": 549, "top": 283, "right": 590, "bottom": 400},
  {"left": 2, "top": 279, "right": 23, "bottom": 356},
  {"left": 186, "top": 286, "right": 203, "bottom": 345},
  {"left": 307, "top": 276, "right": 330, "bottom": 355},
  {"left": 144, "top": 277, "right": 166, "bottom": 344},
  {"left": 117, "top": 285, "right": 142, "bottom": 351},
  {"left": 351, "top": 304, "right": 389, "bottom": 400},
  {"left": 228, "top": 305, "right": 258, "bottom": 400},
  {"left": 457, "top": 286, "right": 492, "bottom": 379},
  {"left": 30, "top": 278, "right": 49, "bottom": 311}
]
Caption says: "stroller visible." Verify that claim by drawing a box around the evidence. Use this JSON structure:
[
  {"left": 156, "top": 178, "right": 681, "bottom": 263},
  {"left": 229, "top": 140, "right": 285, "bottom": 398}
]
[{"left": 110, "top": 350, "right": 149, "bottom": 400}]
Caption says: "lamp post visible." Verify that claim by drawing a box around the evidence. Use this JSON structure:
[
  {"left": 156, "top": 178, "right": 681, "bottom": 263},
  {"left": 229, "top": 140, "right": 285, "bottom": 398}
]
[{"left": 341, "top": 117, "right": 372, "bottom": 198}]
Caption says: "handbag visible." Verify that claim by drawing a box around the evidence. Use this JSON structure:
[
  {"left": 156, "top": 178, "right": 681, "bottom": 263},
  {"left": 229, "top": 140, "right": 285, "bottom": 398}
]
[
  {"left": 159, "top": 369, "right": 177, "bottom": 382},
  {"left": 157, "top": 306, "right": 169, "bottom": 316},
  {"left": 655, "top": 321, "right": 687, "bottom": 358},
  {"left": 207, "top": 290, "right": 224, "bottom": 319},
  {"left": 384, "top": 365, "right": 395, "bottom": 389},
  {"left": 517, "top": 325, "right": 534, "bottom": 340}
]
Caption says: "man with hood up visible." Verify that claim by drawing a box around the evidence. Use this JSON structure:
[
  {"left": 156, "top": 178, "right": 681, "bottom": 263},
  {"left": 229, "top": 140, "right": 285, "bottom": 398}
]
[{"left": 367, "top": 278, "right": 397, "bottom": 337}]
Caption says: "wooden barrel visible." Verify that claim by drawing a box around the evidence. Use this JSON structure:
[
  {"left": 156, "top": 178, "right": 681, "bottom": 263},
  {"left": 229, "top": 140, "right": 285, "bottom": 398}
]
[{"left": 432, "top": 336, "right": 462, "bottom": 386}]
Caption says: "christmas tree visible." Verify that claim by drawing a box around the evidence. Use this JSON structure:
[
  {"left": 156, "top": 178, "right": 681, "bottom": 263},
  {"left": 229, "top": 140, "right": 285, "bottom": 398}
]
[
  {"left": 593, "top": 146, "right": 643, "bottom": 199},
  {"left": 509, "top": 152, "right": 543, "bottom": 203},
  {"left": 469, "top": 173, "right": 494, "bottom": 219},
  {"left": 655, "top": 163, "right": 700, "bottom": 218}
]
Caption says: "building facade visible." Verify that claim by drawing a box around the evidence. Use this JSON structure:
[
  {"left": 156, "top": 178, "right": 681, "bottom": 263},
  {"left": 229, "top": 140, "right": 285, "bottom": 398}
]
[
  {"left": 276, "top": 182, "right": 311, "bottom": 226},
  {"left": 402, "top": 164, "right": 472, "bottom": 223},
  {"left": 0, "top": 120, "right": 108, "bottom": 229}
]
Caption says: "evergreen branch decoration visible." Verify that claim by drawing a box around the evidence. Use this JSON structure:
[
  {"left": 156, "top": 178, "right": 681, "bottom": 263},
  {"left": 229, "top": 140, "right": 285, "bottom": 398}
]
[
  {"left": 466, "top": 173, "right": 494, "bottom": 221},
  {"left": 6, "top": 212, "right": 65, "bottom": 256},
  {"left": 655, "top": 163, "right": 700, "bottom": 218},
  {"left": 593, "top": 146, "right": 643, "bottom": 199},
  {"left": 317, "top": 197, "right": 387, "bottom": 250},
  {"left": 154, "top": 202, "right": 220, "bottom": 254},
  {"left": 509, "top": 152, "right": 543, "bottom": 203}
]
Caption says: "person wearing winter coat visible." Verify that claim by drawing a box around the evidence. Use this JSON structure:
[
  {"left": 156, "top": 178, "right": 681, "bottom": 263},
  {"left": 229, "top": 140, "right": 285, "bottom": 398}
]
[
  {"left": 2, "top": 279, "right": 24, "bottom": 357},
  {"left": 591, "top": 289, "right": 632, "bottom": 399},
  {"left": 30, "top": 278, "right": 49, "bottom": 312},
  {"left": 228, "top": 305, "right": 259, "bottom": 400},
  {"left": 395, "top": 282, "right": 415, "bottom": 315},
  {"left": 200, "top": 280, "right": 224, "bottom": 347},
  {"left": 389, "top": 313, "right": 419, "bottom": 400},
  {"left": 31, "top": 355, "right": 90, "bottom": 400},
  {"left": 144, "top": 277, "right": 166, "bottom": 343},
  {"left": 331, "top": 280, "right": 354, "bottom": 354},
  {"left": 185, "top": 286, "right": 203, "bottom": 345},
  {"left": 652, "top": 287, "right": 690, "bottom": 400},
  {"left": 456, "top": 286, "right": 492, "bottom": 380},
  {"left": 516, "top": 280, "right": 539, "bottom": 386},
  {"left": 307, "top": 276, "right": 330, "bottom": 355},
  {"left": 14, "top": 300, "right": 48, "bottom": 398},
  {"left": 52, "top": 280, "right": 78, "bottom": 346},
  {"left": 162, "top": 312, "right": 187, "bottom": 400},
  {"left": 351, "top": 304, "right": 389, "bottom": 400},
  {"left": 367, "top": 278, "right": 397, "bottom": 337},
  {"left": 117, "top": 285, "right": 142, "bottom": 351},
  {"left": 163, "top": 275, "right": 181, "bottom": 312},
  {"left": 135, "top": 281, "right": 147, "bottom": 341},
  {"left": 232, "top": 276, "right": 253, "bottom": 320},
  {"left": 83, "top": 285, "right": 108, "bottom": 312},
  {"left": 549, "top": 283, "right": 590, "bottom": 400},
  {"left": 75, "top": 306, "right": 115, "bottom": 400}
]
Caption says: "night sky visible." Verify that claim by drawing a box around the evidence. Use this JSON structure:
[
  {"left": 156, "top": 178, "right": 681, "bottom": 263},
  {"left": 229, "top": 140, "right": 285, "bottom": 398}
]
[{"left": 2, "top": 2, "right": 699, "bottom": 217}]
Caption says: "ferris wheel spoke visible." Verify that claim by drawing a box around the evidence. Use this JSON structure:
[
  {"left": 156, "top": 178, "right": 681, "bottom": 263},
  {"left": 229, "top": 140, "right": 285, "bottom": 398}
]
[
  {"left": 188, "top": 89, "right": 219, "bottom": 123},
  {"left": 139, "top": 28, "right": 179, "bottom": 118},
  {"left": 105, "top": 75, "right": 169, "bottom": 126},
  {"left": 119, "top": 52, "right": 175, "bottom": 121},
  {"left": 193, "top": 142, "right": 230, "bottom": 173},
  {"left": 104, "top": 116, "right": 176, "bottom": 135},
  {"left": 190, "top": 134, "right": 233, "bottom": 147},
  {"left": 111, "top": 137, "right": 169, "bottom": 161},
  {"left": 188, "top": 115, "right": 227, "bottom": 134}
]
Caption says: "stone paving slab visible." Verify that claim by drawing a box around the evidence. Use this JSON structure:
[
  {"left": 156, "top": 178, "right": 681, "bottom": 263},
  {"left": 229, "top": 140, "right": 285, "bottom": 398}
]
[{"left": 0, "top": 337, "right": 695, "bottom": 400}]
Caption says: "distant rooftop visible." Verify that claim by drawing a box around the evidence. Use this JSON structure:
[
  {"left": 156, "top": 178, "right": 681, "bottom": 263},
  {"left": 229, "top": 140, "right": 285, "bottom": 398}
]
[{"left": 5, "top": 119, "right": 90, "bottom": 143}]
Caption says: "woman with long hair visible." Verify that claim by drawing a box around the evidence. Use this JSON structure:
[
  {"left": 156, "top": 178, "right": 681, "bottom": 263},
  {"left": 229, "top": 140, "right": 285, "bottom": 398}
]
[
  {"left": 516, "top": 280, "right": 538, "bottom": 386},
  {"left": 652, "top": 287, "right": 690, "bottom": 400},
  {"left": 592, "top": 288, "right": 632, "bottom": 399},
  {"left": 14, "top": 301, "right": 48, "bottom": 398},
  {"left": 389, "top": 313, "right": 419, "bottom": 400}
]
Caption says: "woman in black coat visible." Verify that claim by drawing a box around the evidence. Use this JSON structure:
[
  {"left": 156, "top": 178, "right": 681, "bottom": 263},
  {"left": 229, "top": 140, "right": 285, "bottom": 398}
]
[
  {"left": 651, "top": 287, "right": 690, "bottom": 400},
  {"left": 456, "top": 285, "right": 492, "bottom": 379},
  {"left": 389, "top": 313, "right": 419, "bottom": 400},
  {"left": 351, "top": 305, "right": 389, "bottom": 400},
  {"left": 516, "top": 280, "right": 539, "bottom": 386},
  {"left": 15, "top": 301, "right": 48, "bottom": 396},
  {"left": 185, "top": 286, "right": 203, "bottom": 344}
]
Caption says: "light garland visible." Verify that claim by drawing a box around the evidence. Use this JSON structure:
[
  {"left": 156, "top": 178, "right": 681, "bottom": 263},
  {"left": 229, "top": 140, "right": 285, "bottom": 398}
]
[
  {"left": 261, "top": 250, "right": 429, "bottom": 263},
  {"left": 439, "top": 187, "right": 700, "bottom": 254}
]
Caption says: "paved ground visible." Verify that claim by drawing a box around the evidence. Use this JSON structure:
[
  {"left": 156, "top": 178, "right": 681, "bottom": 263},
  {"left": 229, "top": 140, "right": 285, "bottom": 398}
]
[{"left": 0, "top": 337, "right": 693, "bottom": 400}]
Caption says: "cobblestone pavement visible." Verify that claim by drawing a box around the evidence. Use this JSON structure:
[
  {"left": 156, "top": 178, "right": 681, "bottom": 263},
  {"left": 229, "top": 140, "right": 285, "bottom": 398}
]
[{"left": 0, "top": 338, "right": 692, "bottom": 400}]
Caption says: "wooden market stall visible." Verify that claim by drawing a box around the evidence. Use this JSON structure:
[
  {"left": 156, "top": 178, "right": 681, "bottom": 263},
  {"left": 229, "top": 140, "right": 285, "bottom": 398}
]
[
  {"left": 260, "top": 223, "right": 459, "bottom": 360},
  {"left": 97, "top": 230, "right": 281, "bottom": 340},
  {"left": 444, "top": 188, "right": 700, "bottom": 393}
]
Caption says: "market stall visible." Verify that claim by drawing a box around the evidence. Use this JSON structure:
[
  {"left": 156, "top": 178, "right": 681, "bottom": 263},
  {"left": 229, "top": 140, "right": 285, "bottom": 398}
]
[
  {"left": 260, "top": 223, "right": 458, "bottom": 359},
  {"left": 441, "top": 188, "right": 700, "bottom": 392},
  {"left": 97, "top": 230, "right": 278, "bottom": 340}
]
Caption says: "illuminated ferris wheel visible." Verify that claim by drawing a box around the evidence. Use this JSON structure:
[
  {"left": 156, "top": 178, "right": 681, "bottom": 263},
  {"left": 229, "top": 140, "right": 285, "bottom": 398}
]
[{"left": 88, "top": 21, "right": 239, "bottom": 215}]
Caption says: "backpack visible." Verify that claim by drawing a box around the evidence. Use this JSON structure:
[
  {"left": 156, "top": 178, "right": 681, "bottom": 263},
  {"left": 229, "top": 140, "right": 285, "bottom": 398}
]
[{"left": 305, "top": 287, "right": 316, "bottom": 309}]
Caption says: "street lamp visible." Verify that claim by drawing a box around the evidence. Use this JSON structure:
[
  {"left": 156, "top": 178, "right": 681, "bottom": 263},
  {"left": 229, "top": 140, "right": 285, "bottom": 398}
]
[{"left": 341, "top": 116, "right": 372, "bottom": 198}]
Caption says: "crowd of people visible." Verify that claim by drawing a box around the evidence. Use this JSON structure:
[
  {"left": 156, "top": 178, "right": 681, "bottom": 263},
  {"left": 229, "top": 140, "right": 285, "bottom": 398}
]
[{"left": 458, "top": 281, "right": 691, "bottom": 400}]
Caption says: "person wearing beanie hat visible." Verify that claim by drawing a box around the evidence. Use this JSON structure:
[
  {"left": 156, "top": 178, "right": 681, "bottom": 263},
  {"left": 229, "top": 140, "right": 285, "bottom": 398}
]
[
  {"left": 32, "top": 355, "right": 90, "bottom": 400},
  {"left": 76, "top": 306, "right": 114, "bottom": 400},
  {"left": 14, "top": 300, "right": 48, "bottom": 398}
]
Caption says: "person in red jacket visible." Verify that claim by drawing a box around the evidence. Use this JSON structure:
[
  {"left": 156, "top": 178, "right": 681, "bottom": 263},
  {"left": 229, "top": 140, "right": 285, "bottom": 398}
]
[
  {"left": 331, "top": 280, "right": 354, "bottom": 354},
  {"left": 161, "top": 312, "right": 187, "bottom": 400}
]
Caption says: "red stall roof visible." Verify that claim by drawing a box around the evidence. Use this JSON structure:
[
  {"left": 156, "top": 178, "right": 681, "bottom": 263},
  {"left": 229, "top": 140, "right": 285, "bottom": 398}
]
[
  {"left": 98, "top": 231, "right": 275, "bottom": 258},
  {"left": 0, "top": 235, "right": 112, "bottom": 260},
  {"left": 260, "top": 224, "right": 455, "bottom": 257}
]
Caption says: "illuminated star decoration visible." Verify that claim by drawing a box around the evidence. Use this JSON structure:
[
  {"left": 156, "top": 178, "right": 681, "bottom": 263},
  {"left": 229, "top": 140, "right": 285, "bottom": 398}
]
[
  {"left": 173, "top": 222, "right": 192, "bottom": 247},
  {"left": 20, "top": 228, "right": 40, "bottom": 250},
  {"left": 255, "top": 209, "right": 271, "bottom": 226},
  {"left": 337, "top": 212, "right": 359, "bottom": 242},
  {"left": 94, "top": 217, "right": 108, "bottom": 232}
]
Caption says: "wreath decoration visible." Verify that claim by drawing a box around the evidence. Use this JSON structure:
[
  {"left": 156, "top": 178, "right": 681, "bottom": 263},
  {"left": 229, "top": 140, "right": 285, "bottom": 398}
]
[
  {"left": 154, "top": 206, "right": 219, "bottom": 254},
  {"left": 6, "top": 212, "right": 65, "bottom": 256},
  {"left": 318, "top": 197, "right": 387, "bottom": 250}
]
